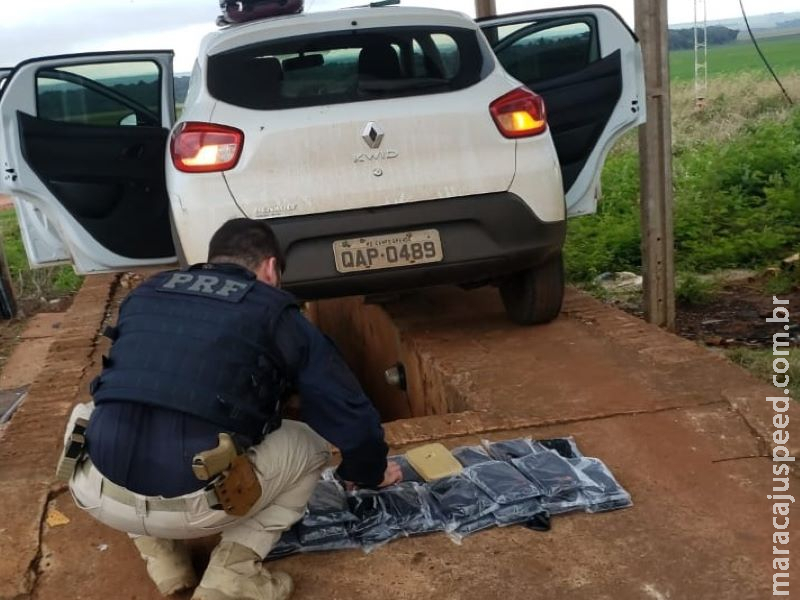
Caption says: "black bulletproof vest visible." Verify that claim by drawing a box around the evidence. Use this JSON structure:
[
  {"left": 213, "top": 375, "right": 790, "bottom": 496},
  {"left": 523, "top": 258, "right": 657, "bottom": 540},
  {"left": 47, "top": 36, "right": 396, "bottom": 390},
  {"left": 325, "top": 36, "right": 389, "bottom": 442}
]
[{"left": 91, "top": 264, "right": 297, "bottom": 442}]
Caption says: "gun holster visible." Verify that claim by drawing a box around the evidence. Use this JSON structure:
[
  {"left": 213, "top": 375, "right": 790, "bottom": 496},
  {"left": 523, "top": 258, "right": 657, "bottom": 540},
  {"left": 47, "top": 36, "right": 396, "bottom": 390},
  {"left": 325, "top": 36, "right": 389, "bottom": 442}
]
[
  {"left": 56, "top": 417, "right": 89, "bottom": 482},
  {"left": 193, "top": 433, "right": 262, "bottom": 517}
]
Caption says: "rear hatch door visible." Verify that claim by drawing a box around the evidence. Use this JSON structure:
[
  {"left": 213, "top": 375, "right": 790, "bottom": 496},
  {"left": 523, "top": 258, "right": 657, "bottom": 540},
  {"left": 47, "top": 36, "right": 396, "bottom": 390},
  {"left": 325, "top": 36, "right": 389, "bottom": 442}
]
[{"left": 208, "top": 18, "right": 516, "bottom": 219}]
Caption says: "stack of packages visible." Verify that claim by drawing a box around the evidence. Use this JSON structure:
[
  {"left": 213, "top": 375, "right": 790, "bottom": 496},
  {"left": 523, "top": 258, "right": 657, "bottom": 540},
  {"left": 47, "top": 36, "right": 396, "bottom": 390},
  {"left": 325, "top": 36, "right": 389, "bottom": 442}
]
[{"left": 267, "top": 437, "right": 631, "bottom": 558}]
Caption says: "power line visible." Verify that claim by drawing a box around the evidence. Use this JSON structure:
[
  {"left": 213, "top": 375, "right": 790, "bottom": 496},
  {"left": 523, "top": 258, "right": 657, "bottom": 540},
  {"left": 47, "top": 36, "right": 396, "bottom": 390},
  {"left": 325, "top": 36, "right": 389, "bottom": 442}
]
[{"left": 738, "top": 0, "right": 793, "bottom": 106}]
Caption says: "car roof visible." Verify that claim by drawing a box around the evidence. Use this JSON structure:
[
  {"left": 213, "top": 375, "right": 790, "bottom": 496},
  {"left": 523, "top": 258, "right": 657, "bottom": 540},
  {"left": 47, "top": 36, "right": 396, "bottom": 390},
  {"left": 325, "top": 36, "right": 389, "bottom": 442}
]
[{"left": 203, "top": 6, "right": 478, "bottom": 57}]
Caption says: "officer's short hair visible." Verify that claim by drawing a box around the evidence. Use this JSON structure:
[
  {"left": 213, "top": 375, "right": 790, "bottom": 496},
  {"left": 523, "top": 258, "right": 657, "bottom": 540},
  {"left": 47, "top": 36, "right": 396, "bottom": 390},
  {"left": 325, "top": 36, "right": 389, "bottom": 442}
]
[{"left": 208, "top": 219, "right": 285, "bottom": 273}]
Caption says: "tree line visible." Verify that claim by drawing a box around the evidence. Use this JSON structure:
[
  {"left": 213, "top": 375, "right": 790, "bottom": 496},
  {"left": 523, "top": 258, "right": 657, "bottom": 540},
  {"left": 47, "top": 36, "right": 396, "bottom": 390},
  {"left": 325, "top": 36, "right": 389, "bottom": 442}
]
[{"left": 669, "top": 26, "right": 739, "bottom": 50}]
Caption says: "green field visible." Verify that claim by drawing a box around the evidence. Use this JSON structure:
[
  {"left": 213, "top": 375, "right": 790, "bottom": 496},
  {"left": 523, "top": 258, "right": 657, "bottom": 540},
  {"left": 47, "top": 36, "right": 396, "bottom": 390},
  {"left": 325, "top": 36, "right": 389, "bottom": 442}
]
[{"left": 670, "top": 34, "right": 800, "bottom": 81}]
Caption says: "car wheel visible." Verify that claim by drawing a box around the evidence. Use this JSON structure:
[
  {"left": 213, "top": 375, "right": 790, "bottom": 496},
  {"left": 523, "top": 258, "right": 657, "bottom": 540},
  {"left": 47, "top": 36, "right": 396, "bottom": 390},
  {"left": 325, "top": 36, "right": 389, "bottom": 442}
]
[{"left": 499, "top": 253, "right": 564, "bottom": 326}]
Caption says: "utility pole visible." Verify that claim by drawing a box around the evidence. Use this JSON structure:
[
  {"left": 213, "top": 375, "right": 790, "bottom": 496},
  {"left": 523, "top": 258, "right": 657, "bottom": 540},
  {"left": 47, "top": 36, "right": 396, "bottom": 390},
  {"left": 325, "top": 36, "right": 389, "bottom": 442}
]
[
  {"left": 635, "top": 0, "right": 676, "bottom": 330},
  {"left": 474, "top": 0, "right": 496, "bottom": 18},
  {"left": 694, "top": 0, "right": 708, "bottom": 108}
]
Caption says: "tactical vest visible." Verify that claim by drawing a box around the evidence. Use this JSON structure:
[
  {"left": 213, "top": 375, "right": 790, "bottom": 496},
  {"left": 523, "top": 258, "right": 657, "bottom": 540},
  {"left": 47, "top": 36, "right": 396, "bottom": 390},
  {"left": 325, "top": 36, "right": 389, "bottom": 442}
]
[{"left": 91, "top": 264, "right": 297, "bottom": 443}]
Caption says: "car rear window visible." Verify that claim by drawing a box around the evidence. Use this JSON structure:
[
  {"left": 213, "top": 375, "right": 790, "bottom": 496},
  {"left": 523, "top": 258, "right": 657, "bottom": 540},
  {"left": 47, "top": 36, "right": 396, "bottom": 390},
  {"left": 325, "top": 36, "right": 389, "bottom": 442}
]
[{"left": 207, "top": 26, "right": 484, "bottom": 110}]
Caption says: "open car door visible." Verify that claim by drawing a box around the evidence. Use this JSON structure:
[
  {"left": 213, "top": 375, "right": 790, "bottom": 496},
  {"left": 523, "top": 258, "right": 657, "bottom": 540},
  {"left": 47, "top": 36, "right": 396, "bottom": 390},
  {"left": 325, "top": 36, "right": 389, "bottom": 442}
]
[
  {"left": 479, "top": 6, "right": 645, "bottom": 215},
  {"left": 0, "top": 51, "right": 176, "bottom": 273}
]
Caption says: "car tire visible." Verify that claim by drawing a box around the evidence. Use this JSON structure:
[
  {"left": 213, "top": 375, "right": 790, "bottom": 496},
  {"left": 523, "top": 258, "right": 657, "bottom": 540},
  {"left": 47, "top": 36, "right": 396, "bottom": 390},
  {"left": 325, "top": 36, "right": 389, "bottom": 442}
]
[{"left": 499, "top": 253, "right": 564, "bottom": 326}]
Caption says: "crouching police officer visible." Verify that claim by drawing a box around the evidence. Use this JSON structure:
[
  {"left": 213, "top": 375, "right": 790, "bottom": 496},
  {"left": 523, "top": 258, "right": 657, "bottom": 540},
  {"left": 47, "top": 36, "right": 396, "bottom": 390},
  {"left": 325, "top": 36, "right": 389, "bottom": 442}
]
[{"left": 59, "top": 219, "right": 401, "bottom": 600}]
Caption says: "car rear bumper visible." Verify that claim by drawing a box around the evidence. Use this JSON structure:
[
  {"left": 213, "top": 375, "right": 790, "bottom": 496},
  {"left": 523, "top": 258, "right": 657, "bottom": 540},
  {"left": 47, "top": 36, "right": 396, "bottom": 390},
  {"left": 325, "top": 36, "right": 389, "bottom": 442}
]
[{"left": 271, "top": 192, "right": 566, "bottom": 300}]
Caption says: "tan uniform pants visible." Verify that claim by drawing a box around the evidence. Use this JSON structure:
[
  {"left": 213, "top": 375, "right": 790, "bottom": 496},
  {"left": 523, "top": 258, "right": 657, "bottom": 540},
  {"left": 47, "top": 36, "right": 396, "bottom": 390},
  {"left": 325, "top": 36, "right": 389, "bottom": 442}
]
[{"left": 67, "top": 403, "right": 330, "bottom": 559}]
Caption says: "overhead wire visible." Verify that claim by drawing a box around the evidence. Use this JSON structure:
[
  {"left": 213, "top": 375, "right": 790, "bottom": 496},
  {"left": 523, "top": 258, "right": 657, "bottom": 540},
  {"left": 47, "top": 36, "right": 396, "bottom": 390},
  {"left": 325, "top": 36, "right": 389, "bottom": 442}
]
[{"left": 737, "top": 0, "right": 793, "bottom": 105}]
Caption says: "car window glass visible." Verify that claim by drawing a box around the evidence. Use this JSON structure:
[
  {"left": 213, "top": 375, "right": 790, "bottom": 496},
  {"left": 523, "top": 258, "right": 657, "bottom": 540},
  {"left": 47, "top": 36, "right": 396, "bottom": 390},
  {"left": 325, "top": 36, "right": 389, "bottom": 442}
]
[
  {"left": 490, "top": 21, "right": 597, "bottom": 85},
  {"left": 36, "top": 60, "right": 161, "bottom": 126},
  {"left": 207, "top": 27, "right": 483, "bottom": 110}
]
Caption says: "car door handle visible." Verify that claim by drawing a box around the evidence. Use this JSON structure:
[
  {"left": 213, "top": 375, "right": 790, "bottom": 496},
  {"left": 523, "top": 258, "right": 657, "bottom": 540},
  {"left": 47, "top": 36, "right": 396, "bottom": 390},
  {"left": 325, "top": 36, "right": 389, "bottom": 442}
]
[{"left": 122, "top": 143, "right": 146, "bottom": 159}]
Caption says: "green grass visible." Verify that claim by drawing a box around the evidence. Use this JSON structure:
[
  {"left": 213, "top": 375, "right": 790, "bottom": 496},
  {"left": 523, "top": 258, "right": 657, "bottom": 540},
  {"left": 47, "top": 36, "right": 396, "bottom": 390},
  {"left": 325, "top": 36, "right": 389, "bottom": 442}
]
[
  {"left": 725, "top": 347, "right": 800, "bottom": 400},
  {"left": 0, "top": 210, "right": 83, "bottom": 313},
  {"left": 670, "top": 35, "right": 800, "bottom": 81},
  {"left": 565, "top": 104, "right": 800, "bottom": 283},
  {"left": 675, "top": 273, "right": 719, "bottom": 306}
]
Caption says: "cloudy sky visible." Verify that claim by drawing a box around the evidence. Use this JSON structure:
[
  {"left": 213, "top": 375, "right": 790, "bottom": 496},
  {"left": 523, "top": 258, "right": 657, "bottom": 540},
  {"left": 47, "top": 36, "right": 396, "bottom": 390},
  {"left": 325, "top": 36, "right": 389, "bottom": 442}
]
[{"left": 2, "top": 0, "right": 798, "bottom": 72}]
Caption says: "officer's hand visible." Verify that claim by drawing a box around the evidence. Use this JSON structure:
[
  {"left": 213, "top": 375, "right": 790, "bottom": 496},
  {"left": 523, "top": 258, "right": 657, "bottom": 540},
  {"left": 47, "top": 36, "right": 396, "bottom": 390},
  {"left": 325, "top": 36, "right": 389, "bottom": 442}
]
[
  {"left": 340, "top": 461, "right": 403, "bottom": 490},
  {"left": 378, "top": 460, "right": 403, "bottom": 488}
]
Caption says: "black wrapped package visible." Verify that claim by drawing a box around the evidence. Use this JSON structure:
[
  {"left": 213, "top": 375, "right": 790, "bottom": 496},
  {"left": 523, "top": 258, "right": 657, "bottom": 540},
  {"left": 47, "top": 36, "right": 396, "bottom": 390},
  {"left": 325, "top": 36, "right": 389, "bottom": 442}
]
[
  {"left": 450, "top": 514, "right": 496, "bottom": 541},
  {"left": 524, "top": 512, "right": 552, "bottom": 532},
  {"left": 452, "top": 445, "right": 491, "bottom": 467},
  {"left": 296, "top": 522, "right": 357, "bottom": 552},
  {"left": 512, "top": 449, "right": 582, "bottom": 497},
  {"left": 427, "top": 475, "right": 496, "bottom": 531},
  {"left": 542, "top": 490, "right": 588, "bottom": 515},
  {"left": 484, "top": 438, "right": 536, "bottom": 461},
  {"left": 493, "top": 498, "right": 547, "bottom": 526},
  {"left": 380, "top": 483, "right": 440, "bottom": 535},
  {"left": 464, "top": 461, "right": 542, "bottom": 505},
  {"left": 572, "top": 457, "right": 632, "bottom": 513},
  {"left": 266, "top": 527, "right": 302, "bottom": 560},
  {"left": 347, "top": 491, "right": 400, "bottom": 548},
  {"left": 303, "top": 480, "right": 357, "bottom": 527},
  {"left": 534, "top": 437, "right": 583, "bottom": 459}
]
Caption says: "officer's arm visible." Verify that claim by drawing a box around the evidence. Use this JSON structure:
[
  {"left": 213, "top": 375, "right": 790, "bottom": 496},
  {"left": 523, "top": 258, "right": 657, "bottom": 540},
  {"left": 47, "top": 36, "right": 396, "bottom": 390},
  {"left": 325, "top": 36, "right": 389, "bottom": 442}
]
[{"left": 274, "top": 307, "right": 388, "bottom": 488}]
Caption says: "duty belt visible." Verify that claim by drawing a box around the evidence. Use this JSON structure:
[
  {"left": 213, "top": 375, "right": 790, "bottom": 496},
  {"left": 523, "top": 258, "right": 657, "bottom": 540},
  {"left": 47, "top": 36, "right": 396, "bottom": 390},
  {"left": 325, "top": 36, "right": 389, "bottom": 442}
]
[
  {"left": 100, "top": 477, "right": 217, "bottom": 512},
  {"left": 95, "top": 466, "right": 218, "bottom": 513}
]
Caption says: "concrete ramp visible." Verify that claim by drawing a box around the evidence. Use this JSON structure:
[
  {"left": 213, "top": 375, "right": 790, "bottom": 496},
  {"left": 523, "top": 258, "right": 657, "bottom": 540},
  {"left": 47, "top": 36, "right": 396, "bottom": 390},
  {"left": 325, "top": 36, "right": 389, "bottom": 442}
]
[{"left": 0, "top": 278, "right": 797, "bottom": 599}]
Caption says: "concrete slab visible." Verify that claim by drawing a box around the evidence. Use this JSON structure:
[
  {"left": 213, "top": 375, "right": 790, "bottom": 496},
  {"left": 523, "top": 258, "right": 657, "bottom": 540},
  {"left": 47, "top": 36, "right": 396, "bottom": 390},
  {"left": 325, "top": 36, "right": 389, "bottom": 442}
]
[
  {"left": 19, "top": 314, "right": 64, "bottom": 340},
  {"left": 0, "top": 313, "right": 66, "bottom": 393},
  {"left": 3, "top": 276, "right": 799, "bottom": 600},
  {"left": 0, "top": 338, "right": 55, "bottom": 391},
  {"left": 0, "top": 480, "right": 51, "bottom": 599},
  {"left": 0, "top": 275, "right": 115, "bottom": 598},
  {"left": 31, "top": 405, "right": 793, "bottom": 600}
]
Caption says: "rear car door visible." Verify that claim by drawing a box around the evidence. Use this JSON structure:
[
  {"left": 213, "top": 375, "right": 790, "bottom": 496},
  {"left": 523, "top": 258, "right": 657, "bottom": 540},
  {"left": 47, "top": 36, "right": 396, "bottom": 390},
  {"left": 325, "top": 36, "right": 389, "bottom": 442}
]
[
  {"left": 480, "top": 6, "right": 645, "bottom": 215},
  {"left": 0, "top": 52, "right": 176, "bottom": 273}
]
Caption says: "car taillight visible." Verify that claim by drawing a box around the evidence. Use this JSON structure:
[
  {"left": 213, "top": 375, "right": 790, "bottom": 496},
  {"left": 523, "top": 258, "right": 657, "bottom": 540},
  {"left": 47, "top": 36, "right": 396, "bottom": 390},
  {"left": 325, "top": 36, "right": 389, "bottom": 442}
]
[
  {"left": 489, "top": 87, "right": 547, "bottom": 138},
  {"left": 170, "top": 122, "right": 244, "bottom": 173}
]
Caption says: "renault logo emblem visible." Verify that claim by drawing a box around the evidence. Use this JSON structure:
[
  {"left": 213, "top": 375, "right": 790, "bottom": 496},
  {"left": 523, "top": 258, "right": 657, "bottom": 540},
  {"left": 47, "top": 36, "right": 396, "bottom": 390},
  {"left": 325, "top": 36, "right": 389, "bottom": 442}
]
[{"left": 361, "top": 122, "right": 384, "bottom": 149}]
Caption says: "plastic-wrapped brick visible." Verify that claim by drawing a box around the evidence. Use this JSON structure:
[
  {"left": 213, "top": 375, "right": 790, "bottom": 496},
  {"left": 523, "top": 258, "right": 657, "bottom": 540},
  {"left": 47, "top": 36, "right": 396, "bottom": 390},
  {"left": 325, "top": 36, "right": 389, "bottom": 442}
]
[
  {"left": 571, "top": 457, "right": 632, "bottom": 513},
  {"left": 464, "top": 461, "right": 542, "bottom": 505},
  {"left": 303, "top": 480, "right": 357, "bottom": 527},
  {"left": 452, "top": 445, "right": 492, "bottom": 467},
  {"left": 512, "top": 449, "right": 583, "bottom": 498},
  {"left": 427, "top": 474, "right": 497, "bottom": 531},
  {"left": 483, "top": 438, "right": 536, "bottom": 461}
]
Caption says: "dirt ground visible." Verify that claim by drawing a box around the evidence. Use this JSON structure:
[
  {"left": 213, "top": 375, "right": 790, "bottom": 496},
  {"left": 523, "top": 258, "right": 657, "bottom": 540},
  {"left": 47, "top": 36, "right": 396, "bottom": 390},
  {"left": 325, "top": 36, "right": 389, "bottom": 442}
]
[{"left": 675, "top": 275, "right": 799, "bottom": 347}]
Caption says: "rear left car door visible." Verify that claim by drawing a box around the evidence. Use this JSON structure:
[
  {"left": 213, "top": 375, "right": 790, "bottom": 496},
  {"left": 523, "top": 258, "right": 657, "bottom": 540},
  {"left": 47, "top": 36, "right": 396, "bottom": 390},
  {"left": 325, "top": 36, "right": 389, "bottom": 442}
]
[
  {"left": 479, "top": 6, "right": 645, "bottom": 216},
  {"left": 0, "top": 52, "right": 176, "bottom": 273}
]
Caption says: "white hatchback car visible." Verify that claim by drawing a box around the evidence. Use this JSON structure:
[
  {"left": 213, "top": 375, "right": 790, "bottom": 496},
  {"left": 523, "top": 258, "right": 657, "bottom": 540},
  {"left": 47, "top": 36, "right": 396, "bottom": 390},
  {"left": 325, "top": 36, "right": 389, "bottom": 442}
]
[{"left": 0, "top": 5, "right": 644, "bottom": 324}]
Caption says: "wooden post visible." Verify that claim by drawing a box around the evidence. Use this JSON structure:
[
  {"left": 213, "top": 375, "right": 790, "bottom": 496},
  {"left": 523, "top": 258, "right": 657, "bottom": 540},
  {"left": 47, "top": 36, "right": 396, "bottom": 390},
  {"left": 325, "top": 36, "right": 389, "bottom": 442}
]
[
  {"left": 635, "top": 0, "right": 675, "bottom": 330},
  {"left": 474, "top": 0, "right": 496, "bottom": 18}
]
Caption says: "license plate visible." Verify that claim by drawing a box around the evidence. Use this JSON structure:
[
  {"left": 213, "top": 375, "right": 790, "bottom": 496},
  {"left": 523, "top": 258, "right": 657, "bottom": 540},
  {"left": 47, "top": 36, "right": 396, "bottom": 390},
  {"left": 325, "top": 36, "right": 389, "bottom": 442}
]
[{"left": 333, "top": 229, "right": 443, "bottom": 273}]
